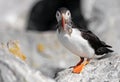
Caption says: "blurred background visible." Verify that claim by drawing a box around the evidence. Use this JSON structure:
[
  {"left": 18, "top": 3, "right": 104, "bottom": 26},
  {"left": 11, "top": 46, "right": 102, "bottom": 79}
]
[{"left": 0, "top": 0, "right": 120, "bottom": 79}]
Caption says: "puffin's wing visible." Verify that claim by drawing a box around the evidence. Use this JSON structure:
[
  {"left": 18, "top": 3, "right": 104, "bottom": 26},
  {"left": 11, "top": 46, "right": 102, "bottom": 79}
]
[{"left": 80, "top": 29, "right": 112, "bottom": 50}]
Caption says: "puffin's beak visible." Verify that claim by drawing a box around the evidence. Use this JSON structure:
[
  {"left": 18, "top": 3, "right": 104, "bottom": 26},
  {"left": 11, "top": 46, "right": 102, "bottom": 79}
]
[{"left": 62, "top": 14, "right": 65, "bottom": 29}]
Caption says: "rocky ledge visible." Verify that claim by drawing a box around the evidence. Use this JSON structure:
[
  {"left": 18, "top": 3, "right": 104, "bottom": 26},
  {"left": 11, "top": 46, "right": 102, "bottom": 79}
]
[{"left": 55, "top": 53, "right": 120, "bottom": 82}]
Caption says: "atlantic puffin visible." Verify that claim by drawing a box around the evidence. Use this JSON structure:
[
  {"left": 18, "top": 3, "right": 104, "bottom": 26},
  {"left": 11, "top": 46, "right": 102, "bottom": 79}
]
[{"left": 56, "top": 7, "right": 113, "bottom": 73}]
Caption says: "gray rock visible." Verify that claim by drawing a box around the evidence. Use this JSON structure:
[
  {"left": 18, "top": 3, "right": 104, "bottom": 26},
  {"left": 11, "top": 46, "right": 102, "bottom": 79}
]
[
  {"left": 0, "top": 43, "right": 55, "bottom": 82},
  {"left": 55, "top": 54, "right": 120, "bottom": 82}
]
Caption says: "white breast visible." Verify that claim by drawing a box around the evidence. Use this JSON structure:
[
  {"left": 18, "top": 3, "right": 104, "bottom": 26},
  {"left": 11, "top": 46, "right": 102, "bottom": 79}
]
[{"left": 57, "top": 28, "right": 95, "bottom": 58}]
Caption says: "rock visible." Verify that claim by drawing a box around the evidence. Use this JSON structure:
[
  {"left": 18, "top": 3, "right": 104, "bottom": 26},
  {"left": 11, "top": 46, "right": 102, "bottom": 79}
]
[
  {"left": 0, "top": 42, "right": 55, "bottom": 82},
  {"left": 55, "top": 54, "right": 120, "bottom": 82}
]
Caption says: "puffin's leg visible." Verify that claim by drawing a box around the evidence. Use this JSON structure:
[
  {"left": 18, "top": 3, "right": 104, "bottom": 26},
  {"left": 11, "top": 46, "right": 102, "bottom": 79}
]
[
  {"left": 75, "top": 57, "right": 84, "bottom": 67},
  {"left": 72, "top": 58, "right": 90, "bottom": 74},
  {"left": 69, "top": 57, "right": 84, "bottom": 68}
]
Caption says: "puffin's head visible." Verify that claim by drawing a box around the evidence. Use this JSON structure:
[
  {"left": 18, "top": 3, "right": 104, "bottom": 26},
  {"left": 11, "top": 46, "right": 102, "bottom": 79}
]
[{"left": 56, "top": 7, "right": 72, "bottom": 29}]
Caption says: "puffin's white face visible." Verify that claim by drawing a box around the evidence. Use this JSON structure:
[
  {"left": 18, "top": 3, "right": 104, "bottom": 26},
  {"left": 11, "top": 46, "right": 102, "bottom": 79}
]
[
  {"left": 56, "top": 9, "right": 71, "bottom": 30},
  {"left": 56, "top": 8, "right": 73, "bottom": 35},
  {"left": 56, "top": 10, "right": 71, "bottom": 22}
]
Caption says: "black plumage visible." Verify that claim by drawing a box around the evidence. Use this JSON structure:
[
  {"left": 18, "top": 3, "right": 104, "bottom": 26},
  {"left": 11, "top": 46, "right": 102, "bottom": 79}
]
[{"left": 79, "top": 28, "right": 113, "bottom": 55}]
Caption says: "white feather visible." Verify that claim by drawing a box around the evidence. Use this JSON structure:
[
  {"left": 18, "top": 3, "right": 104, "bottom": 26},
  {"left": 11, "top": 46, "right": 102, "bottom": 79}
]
[{"left": 57, "top": 28, "right": 95, "bottom": 58}]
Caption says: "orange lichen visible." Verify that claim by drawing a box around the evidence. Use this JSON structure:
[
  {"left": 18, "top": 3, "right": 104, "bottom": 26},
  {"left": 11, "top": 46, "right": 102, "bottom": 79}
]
[
  {"left": 37, "top": 43, "right": 45, "bottom": 52},
  {"left": 7, "top": 41, "right": 26, "bottom": 61}
]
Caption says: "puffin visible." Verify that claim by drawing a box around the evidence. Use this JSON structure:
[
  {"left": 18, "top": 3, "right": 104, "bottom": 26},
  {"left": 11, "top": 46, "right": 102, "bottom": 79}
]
[{"left": 56, "top": 7, "right": 113, "bottom": 73}]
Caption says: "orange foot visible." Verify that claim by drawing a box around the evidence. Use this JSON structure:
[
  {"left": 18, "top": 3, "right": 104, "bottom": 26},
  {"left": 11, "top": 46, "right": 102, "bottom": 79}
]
[{"left": 72, "top": 60, "right": 89, "bottom": 74}]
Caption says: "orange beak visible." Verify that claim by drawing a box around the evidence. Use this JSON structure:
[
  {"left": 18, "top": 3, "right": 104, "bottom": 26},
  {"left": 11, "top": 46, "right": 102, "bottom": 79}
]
[{"left": 62, "top": 15, "right": 65, "bottom": 29}]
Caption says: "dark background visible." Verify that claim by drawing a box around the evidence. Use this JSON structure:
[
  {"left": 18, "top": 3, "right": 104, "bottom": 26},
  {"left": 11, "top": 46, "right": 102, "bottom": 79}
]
[{"left": 27, "top": 0, "right": 87, "bottom": 31}]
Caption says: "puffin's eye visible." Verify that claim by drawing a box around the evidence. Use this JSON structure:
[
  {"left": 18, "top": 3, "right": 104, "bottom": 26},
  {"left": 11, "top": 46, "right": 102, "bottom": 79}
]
[
  {"left": 67, "top": 12, "right": 70, "bottom": 16},
  {"left": 56, "top": 11, "right": 60, "bottom": 17},
  {"left": 66, "top": 11, "right": 71, "bottom": 16}
]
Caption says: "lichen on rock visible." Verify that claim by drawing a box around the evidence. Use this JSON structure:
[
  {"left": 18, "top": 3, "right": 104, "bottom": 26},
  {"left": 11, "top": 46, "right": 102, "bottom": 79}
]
[{"left": 7, "top": 40, "right": 26, "bottom": 61}]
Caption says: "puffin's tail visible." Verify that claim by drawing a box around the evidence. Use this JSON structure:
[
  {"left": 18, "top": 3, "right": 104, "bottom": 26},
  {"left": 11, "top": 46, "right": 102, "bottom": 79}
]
[
  {"left": 101, "top": 41, "right": 112, "bottom": 48},
  {"left": 95, "top": 47, "right": 114, "bottom": 55}
]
